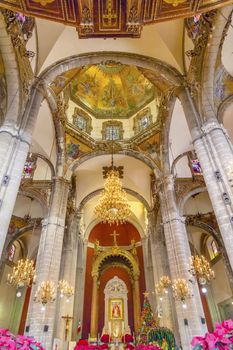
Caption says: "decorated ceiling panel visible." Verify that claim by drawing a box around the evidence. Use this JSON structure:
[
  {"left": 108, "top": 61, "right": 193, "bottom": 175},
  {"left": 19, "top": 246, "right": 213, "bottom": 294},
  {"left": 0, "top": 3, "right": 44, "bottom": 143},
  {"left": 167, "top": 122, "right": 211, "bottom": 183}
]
[
  {"left": 0, "top": 0, "right": 232, "bottom": 38},
  {"left": 69, "top": 63, "right": 155, "bottom": 119}
]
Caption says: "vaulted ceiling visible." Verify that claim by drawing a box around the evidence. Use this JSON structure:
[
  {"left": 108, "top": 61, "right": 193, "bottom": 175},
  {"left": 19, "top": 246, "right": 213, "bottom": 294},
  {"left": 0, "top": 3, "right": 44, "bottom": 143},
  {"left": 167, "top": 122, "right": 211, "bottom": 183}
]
[{"left": 1, "top": 0, "right": 232, "bottom": 39}]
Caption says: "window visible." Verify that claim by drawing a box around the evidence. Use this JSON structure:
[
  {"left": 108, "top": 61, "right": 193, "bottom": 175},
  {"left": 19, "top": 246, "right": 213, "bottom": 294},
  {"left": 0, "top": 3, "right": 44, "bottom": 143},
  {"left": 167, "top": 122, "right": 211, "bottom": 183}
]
[
  {"left": 133, "top": 108, "right": 152, "bottom": 134},
  {"left": 76, "top": 115, "right": 87, "bottom": 131},
  {"left": 206, "top": 237, "right": 219, "bottom": 261},
  {"left": 102, "top": 121, "right": 124, "bottom": 141},
  {"left": 72, "top": 107, "right": 92, "bottom": 134},
  {"left": 191, "top": 159, "right": 202, "bottom": 176},
  {"left": 211, "top": 240, "right": 219, "bottom": 259},
  {"left": 22, "top": 155, "right": 37, "bottom": 180},
  {"left": 8, "top": 244, "right": 16, "bottom": 262},
  {"left": 106, "top": 125, "right": 120, "bottom": 141}
]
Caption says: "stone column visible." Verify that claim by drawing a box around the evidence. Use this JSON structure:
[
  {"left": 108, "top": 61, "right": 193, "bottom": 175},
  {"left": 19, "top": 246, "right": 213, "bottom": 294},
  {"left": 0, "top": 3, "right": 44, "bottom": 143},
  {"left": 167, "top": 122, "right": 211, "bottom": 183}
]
[
  {"left": 72, "top": 238, "right": 88, "bottom": 339},
  {"left": 133, "top": 277, "right": 141, "bottom": 332},
  {"left": 179, "top": 87, "right": 233, "bottom": 271},
  {"left": 26, "top": 177, "right": 70, "bottom": 350},
  {"left": 0, "top": 86, "right": 44, "bottom": 259},
  {"left": 149, "top": 212, "right": 177, "bottom": 335},
  {"left": 158, "top": 174, "right": 206, "bottom": 350},
  {"left": 54, "top": 211, "right": 81, "bottom": 342},
  {"left": 90, "top": 275, "right": 99, "bottom": 340}
]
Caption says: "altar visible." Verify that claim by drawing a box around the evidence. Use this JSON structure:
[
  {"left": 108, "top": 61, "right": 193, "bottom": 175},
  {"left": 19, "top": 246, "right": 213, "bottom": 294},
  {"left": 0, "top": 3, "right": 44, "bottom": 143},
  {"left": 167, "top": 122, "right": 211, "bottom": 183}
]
[{"left": 102, "top": 276, "right": 131, "bottom": 339}]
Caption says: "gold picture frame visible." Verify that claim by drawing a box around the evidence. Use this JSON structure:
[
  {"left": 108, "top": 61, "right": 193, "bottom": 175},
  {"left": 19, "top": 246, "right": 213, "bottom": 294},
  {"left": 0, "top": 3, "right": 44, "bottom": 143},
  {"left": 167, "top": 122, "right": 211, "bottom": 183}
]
[{"left": 109, "top": 298, "right": 124, "bottom": 320}]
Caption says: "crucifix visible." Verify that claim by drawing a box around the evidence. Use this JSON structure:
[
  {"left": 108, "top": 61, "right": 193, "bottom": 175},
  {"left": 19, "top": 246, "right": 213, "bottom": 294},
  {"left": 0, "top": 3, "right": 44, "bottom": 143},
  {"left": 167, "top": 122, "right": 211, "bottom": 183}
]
[
  {"left": 103, "top": 0, "right": 117, "bottom": 26},
  {"left": 110, "top": 230, "right": 119, "bottom": 246},
  {"left": 62, "top": 314, "right": 73, "bottom": 341}
]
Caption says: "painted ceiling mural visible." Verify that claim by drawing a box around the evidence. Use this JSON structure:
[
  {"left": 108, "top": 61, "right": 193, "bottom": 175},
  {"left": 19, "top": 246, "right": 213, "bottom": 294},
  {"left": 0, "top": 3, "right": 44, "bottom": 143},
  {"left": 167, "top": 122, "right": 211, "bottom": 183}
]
[
  {"left": 69, "top": 63, "right": 155, "bottom": 119},
  {"left": 0, "top": 0, "right": 232, "bottom": 38}
]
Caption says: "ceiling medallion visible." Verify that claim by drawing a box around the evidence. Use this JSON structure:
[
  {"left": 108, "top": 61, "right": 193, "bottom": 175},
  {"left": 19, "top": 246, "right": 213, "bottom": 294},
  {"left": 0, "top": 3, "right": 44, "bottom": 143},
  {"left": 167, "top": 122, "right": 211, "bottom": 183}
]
[
  {"left": 163, "top": 0, "right": 186, "bottom": 6},
  {"left": 32, "top": 0, "right": 56, "bottom": 6}
]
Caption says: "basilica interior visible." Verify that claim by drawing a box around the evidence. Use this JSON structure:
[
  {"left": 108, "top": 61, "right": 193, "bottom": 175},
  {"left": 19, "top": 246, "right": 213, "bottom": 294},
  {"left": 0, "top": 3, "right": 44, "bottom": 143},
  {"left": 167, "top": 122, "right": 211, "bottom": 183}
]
[{"left": 0, "top": 1, "right": 233, "bottom": 350}]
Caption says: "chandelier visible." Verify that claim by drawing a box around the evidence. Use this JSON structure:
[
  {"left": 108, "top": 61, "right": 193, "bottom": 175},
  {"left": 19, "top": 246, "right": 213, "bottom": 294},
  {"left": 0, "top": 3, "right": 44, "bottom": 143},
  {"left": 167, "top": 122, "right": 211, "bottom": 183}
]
[
  {"left": 94, "top": 169, "right": 131, "bottom": 225},
  {"left": 189, "top": 255, "right": 215, "bottom": 285},
  {"left": 172, "top": 278, "right": 192, "bottom": 307},
  {"left": 155, "top": 276, "right": 171, "bottom": 297},
  {"left": 7, "top": 258, "right": 36, "bottom": 293},
  {"left": 34, "top": 281, "right": 56, "bottom": 307},
  {"left": 58, "top": 280, "right": 74, "bottom": 301}
]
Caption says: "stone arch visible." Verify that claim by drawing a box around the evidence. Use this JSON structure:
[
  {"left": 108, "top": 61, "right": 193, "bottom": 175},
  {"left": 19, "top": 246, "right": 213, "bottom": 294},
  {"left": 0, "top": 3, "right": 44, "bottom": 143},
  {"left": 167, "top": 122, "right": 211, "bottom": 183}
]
[
  {"left": 78, "top": 187, "right": 151, "bottom": 212},
  {"left": 178, "top": 186, "right": 207, "bottom": 215},
  {"left": 20, "top": 51, "right": 185, "bottom": 176},
  {"left": 66, "top": 148, "right": 160, "bottom": 179},
  {"left": 92, "top": 248, "right": 140, "bottom": 280},
  {"left": 84, "top": 218, "right": 145, "bottom": 241}
]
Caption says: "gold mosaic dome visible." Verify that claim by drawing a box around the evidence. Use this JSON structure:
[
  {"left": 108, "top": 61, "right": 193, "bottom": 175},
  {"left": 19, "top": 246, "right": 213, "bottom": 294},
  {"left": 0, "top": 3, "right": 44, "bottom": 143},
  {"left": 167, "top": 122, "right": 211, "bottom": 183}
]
[{"left": 69, "top": 63, "right": 155, "bottom": 119}]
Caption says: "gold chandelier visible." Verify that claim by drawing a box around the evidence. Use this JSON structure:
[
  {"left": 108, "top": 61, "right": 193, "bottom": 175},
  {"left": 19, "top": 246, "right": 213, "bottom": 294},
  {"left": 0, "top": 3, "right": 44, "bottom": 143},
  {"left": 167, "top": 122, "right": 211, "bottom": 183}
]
[
  {"left": 155, "top": 276, "right": 171, "bottom": 297},
  {"left": 94, "top": 169, "right": 131, "bottom": 225},
  {"left": 172, "top": 278, "right": 192, "bottom": 307},
  {"left": 58, "top": 280, "right": 74, "bottom": 301},
  {"left": 7, "top": 258, "right": 36, "bottom": 291},
  {"left": 34, "top": 281, "right": 56, "bottom": 307},
  {"left": 189, "top": 255, "right": 215, "bottom": 285}
]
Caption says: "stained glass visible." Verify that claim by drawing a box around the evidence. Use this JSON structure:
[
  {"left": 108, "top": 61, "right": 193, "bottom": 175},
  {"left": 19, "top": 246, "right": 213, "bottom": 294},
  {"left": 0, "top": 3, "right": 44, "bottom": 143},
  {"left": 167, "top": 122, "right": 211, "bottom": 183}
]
[
  {"left": 211, "top": 240, "right": 219, "bottom": 258},
  {"left": 106, "top": 125, "right": 120, "bottom": 141},
  {"left": 8, "top": 244, "right": 16, "bottom": 262},
  {"left": 22, "top": 161, "right": 34, "bottom": 179},
  {"left": 191, "top": 159, "right": 202, "bottom": 175},
  {"left": 139, "top": 115, "right": 149, "bottom": 130},
  {"left": 75, "top": 115, "right": 87, "bottom": 131}
]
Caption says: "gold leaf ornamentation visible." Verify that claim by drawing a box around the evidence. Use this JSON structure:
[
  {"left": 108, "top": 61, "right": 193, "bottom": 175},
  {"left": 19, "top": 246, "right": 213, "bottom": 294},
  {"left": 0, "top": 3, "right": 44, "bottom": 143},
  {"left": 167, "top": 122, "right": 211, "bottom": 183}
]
[
  {"left": 163, "top": 0, "right": 186, "bottom": 6},
  {"left": 32, "top": 0, "right": 56, "bottom": 6}
]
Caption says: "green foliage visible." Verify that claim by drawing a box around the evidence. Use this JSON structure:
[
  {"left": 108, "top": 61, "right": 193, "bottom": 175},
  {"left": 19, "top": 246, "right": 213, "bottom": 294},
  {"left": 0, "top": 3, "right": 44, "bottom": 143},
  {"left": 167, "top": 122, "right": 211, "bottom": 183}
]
[{"left": 148, "top": 328, "right": 176, "bottom": 350}]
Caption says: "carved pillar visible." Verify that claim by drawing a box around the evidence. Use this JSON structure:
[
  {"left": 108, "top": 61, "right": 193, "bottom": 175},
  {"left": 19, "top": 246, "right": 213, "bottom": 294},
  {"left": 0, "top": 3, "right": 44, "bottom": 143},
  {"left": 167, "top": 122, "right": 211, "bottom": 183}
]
[
  {"left": 26, "top": 177, "right": 70, "bottom": 350},
  {"left": 0, "top": 86, "right": 44, "bottom": 259},
  {"left": 150, "top": 211, "right": 177, "bottom": 336},
  {"left": 158, "top": 174, "right": 206, "bottom": 350},
  {"left": 179, "top": 87, "right": 233, "bottom": 272},
  {"left": 133, "top": 277, "right": 141, "bottom": 332},
  {"left": 54, "top": 210, "right": 82, "bottom": 342},
  {"left": 90, "top": 275, "right": 99, "bottom": 340}
]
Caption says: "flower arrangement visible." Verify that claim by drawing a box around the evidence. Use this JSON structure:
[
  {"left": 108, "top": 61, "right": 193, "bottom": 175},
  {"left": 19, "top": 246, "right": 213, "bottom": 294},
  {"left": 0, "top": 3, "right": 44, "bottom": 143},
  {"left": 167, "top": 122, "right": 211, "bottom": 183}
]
[
  {"left": 122, "top": 334, "right": 134, "bottom": 343},
  {"left": 192, "top": 319, "right": 233, "bottom": 349},
  {"left": 0, "top": 328, "right": 44, "bottom": 349},
  {"left": 100, "top": 334, "right": 111, "bottom": 343}
]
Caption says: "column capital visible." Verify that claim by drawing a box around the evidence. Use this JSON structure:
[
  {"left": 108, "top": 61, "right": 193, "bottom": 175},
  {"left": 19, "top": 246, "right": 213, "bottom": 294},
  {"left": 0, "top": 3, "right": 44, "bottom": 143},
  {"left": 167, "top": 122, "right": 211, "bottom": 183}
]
[{"left": 201, "top": 120, "right": 229, "bottom": 138}]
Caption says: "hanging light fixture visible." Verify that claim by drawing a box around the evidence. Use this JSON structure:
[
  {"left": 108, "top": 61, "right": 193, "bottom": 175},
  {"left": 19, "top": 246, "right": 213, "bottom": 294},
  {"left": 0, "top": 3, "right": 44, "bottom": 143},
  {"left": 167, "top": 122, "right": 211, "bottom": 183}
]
[
  {"left": 189, "top": 255, "right": 215, "bottom": 285},
  {"left": 34, "top": 280, "right": 56, "bottom": 307},
  {"left": 7, "top": 258, "right": 36, "bottom": 295},
  {"left": 94, "top": 168, "right": 131, "bottom": 225},
  {"left": 172, "top": 278, "right": 192, "bottom": 308},
  {"left": 94, "top": 103, "right": 131, "bottom": 225},
  {"left": 155, "top": 276, "right": 171, "bottom": 296},
  {"left": 58, "top": 280, "right": 74, "bottom": 301}
]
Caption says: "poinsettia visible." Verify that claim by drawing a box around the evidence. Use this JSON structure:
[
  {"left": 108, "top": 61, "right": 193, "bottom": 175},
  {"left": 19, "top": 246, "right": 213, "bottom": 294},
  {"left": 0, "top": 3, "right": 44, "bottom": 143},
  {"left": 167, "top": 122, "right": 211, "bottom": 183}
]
[
  {"left": 0, "top": 328, "right": 45, "bottom": 349},
  {"left": 136, "top": 345, "right": 162, "bottom": 350},
  {"left": 192, "top": 319, "right": 233, "bottom": 349},
  {"left": 101, "top": 334, "right": 111, "bottom": 343},
  {"left": 122, "top": 334, "right": 134, "bottom": 343}
]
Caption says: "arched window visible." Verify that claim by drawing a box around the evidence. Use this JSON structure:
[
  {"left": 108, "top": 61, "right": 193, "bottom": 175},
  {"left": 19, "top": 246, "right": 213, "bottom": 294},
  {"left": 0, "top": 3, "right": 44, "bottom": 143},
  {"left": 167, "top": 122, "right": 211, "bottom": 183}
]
[
  {"left": 102, "top": 121, "right": 123, "bottom": 141},
  {"left": 206, "top": 236, "right": 219, "bottom": 261},
  {"left": 72, "top": 107, "right": 92, "bottom": 134},
  {"left": 133, "top": 107, "right": 152, "bottom": 134}
]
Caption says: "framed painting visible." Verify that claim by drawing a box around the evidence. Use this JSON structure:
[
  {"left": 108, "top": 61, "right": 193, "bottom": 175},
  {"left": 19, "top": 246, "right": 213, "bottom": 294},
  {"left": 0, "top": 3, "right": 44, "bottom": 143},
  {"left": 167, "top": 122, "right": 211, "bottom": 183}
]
[{"left": 109, "top": 298, "right": 124, "bottom": 320}]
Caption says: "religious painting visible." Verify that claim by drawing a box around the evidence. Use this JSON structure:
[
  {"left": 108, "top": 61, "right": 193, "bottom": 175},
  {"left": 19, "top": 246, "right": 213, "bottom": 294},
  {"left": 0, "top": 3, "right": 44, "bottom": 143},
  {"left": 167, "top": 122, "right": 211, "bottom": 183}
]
[{"left": 109, "top": 298, "right": 123, "bottom": 320}]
